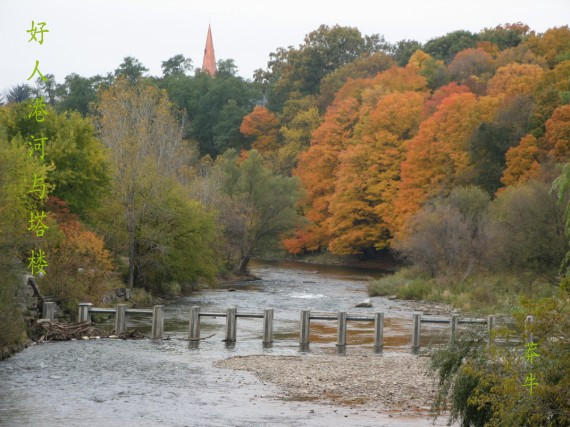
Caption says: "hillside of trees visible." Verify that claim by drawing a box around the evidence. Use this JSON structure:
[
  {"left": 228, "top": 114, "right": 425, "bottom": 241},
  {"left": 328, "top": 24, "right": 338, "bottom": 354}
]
[{"left": 2, "top": 21, "right": 569, "bottom": 331}]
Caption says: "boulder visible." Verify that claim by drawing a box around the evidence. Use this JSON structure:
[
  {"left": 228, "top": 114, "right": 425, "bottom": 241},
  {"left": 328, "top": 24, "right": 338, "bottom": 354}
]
[{"left": 355, "top": 298, "right": 373, "bottom": 308}]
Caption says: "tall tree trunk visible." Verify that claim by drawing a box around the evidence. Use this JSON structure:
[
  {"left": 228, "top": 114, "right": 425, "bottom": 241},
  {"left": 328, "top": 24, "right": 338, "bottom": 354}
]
[
  {"left": 128, "top": 227, "right": 136, "bottom": 289},
  {"left": 238, "top": 255, "right": 250, "bottom": 274}
]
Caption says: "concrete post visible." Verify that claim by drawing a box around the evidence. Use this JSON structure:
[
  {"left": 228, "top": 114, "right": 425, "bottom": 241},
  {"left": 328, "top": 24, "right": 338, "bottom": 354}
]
[
  {"left": 78, "top": 303, "right": 92, "bottom": 324},
  {"left": 450, "top": 314, "right": 458, "bottom": 342},
  {"left": 300, "top": 310, "right": 310, "bottom": 346},
  {"left": 225, "top": 307, "right": 237, "bottom": 343},
  {"left": 487, "top": 315, "right": 495, "bottom": 345},
  {"left": 374, "top": 312, "right": 384, "bottom": 348},
  {"left": 412, "top": 313, "right": 421, "bottom": 351},
  {"left": 337, "top": 311, "right": 347, "bottom": 347},
  {"left": 189, "top": 306, "right": 200, "bottom": 340},
  {"left": 151, "top": 305, "right": 164, "bottom": 339},
  {"left": 42, "top": 302, "right": 56, "bottom": 321},
  {"left": 115, "top": 304, "right": 127, "bottom": 334},
  {"left": 262, "top": 309, "right": 274, "bottom": 344}
]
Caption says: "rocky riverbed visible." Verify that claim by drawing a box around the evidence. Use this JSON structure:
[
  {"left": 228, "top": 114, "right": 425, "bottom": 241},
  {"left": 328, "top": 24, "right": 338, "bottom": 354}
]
[{"left": 216, "top": 350, "right": 439, "bottom": 418}]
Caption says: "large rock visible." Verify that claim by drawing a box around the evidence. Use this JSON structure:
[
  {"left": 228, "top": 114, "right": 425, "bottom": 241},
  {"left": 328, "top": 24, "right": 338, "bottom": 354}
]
[{"left": 355, "top": 298, "right": 373, "bottom": 308}]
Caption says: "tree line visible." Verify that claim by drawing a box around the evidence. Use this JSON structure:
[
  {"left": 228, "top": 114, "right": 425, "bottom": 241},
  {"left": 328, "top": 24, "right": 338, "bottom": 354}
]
[{"left": 1, "top": 23, "right": 569, "bottom": 361}]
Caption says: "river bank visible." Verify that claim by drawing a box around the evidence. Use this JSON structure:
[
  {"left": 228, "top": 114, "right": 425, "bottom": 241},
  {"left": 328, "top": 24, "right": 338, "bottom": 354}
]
[
  {"left": 257, "top": 251, "right": 400, "bottom": 272},
  {"left": 0, "top": 338, "right": 30, "bottom": 361},
  {"left": 217, "top": 351, "right": 439, "bottom": 419}
]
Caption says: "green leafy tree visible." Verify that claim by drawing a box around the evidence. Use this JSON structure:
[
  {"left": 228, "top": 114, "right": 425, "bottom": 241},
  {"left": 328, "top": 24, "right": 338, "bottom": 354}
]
[
  {"left": 114, "top": 56, "right": 149, "bottom": 83},
  {"left": 486, "top": 180, "right": 567, "bottom": 284},
  {"left": 201, "top": 150, "right": 302, "bottom": 272},
  {"left": 466, "top": 96, "right": 534, "bottom": 194},
  {"left": 424, "top": 30, "right": 479, "bottom": 63},
  {"left": 212, "top": 99, "right": 249, "bottom": 153},
  {"left": 162, "top": 62, "right": 260, "bottom": 156},
  {"left": 392, "top": 39, "right": 423, "bottom": 66},
  {"left": 479, "top": 22, "right": 530, "bottom": 50},
  {"left": 56, "top": 73, "right": 112, "bottom": 116},
  {"left": 256, "top": 25, "right": 390, "bottom": 111},
  {"left": 96, "top": 77, "right": 215, "bottom": 289},
  {"left": 430, "top": 295, "right": 569, "bottom": 426},
  {"left": 407, "top": 50, "right": 450, "bottom": 90},
  {"left": 0, "top": 134, "right": 51, "bottom": 353},
  {"left": 216, "top": 58, "right": 239, "bottom": 78},
  {"left": 33, "top": 73, "right": 57, "bottom": 105},
  {"left": 552, "top": 162, "right": 570, "bottom": 279},
  {"left": 0, "top": 102, "right": 109, "bottom": 218},
  {"left": 6, "top": 84, "right": 32, "bottom": 103},
  {"left": 161, "top": 54, "right": 193, "bottom": 77}
]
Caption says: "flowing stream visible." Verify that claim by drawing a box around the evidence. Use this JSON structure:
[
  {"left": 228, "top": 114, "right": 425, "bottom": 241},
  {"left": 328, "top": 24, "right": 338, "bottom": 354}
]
[{"left": 0, "top": 260, "right": 453, "bottom": 426}]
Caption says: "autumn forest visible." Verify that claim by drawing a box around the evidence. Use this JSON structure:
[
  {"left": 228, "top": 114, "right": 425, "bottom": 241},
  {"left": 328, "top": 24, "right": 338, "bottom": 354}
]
[{"left": 1, "top": 22, "right": 570, "bottom": 424}]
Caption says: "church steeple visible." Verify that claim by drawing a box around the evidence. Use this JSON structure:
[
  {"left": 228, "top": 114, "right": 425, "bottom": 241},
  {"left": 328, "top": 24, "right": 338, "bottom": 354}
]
[{"left": 202, "top": 24, "right": 216, "bottom": 76}]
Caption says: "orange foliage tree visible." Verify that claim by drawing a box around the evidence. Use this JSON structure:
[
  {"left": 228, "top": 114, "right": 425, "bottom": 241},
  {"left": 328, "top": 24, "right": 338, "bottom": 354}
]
[
  {"left": 326, "top": 91, "right": 426, "bottom": 254},
  {"left": 283, "top": 78, "right": 372, "bottom": 253},
  {"left": 487, "top": 63, "right": 544, "bottom": 97},
  {"left": 501, "top": 134, "right": 542, "bottom": 187},
  {"left": 423, "top": 82, "right": 471, "bottom": 116},
  {"left": 240, "top": 106, "right": 281, "bottom": 153},
  {"left": 39, "top": 198, "right": 118, "bottom": 308},
  {"left": 394, "top": 93, "right": 501, "bottom": 236},
  {"left": 283, "top": 26, "right": 568, "bottom": 256},
  {"left": 543, "top": 105, "right": 570, "bottom": 161},
  {"left": 285, "top": 67, "right": 427, "bottom": 254}
]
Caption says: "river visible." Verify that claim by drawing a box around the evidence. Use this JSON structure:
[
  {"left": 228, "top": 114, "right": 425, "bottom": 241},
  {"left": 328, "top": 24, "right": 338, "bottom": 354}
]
[{"left": 0, "top": 260, "right": 452, "bottom": 426}]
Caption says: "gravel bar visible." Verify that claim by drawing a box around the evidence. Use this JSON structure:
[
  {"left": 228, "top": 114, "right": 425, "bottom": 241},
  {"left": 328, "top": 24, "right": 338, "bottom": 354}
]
[{"left": 216, "top": 351, "right": 439, "bottom": 417}]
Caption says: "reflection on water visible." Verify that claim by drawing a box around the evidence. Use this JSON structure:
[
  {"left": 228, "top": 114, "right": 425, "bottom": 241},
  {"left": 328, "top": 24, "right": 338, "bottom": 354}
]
[{"left": 0, "top": 260, "right": 452, "bottom": 426}]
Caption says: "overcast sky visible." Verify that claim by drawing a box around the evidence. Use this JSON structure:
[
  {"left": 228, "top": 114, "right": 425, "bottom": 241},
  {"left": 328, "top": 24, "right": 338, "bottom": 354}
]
[{"left": 1, "top": 0, "right": 568, "bottom": 93}]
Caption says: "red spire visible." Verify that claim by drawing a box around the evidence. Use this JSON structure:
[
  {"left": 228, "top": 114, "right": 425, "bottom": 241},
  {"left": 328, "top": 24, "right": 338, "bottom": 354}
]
[{"left": 202, "top": 24, "right": 216, "bottom": 76}]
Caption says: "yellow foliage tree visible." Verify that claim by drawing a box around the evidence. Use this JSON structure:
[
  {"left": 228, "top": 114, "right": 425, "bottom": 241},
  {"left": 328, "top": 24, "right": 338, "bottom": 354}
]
[{"left": 487, "top": 63, "right": 544, "bottom": 97}]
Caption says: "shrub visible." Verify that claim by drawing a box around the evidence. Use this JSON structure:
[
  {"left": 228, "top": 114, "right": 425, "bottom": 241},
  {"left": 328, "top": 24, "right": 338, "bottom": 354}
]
[
  {"left": 367, "top": 273, "right": 406, "bottom": 296},
  {"left": 157, "top": 281, "right": 181, "bottom": 298},
  {"left": 429, "top": 294, "right": 570, "bottom": 426},
  {"left": 397, "top": 280, "right": 432, "bottom": 300},
  {"left": 130, "top": 288, "right": 153, "bottom": 307},
  {"left": 395, "top": 186, "right": 489, "bottom": 280},
  {"left": 469, "top": 284, "right": 497, "bottom": 306}
]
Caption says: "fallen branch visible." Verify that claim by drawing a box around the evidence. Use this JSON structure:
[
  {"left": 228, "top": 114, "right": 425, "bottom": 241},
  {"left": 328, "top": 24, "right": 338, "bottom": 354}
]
[
  {"left": 188, "top": 333, "right": 216, "bottom": 341},
  {"left": 33, "top": 321, "right": 144, "bottom": 341}
]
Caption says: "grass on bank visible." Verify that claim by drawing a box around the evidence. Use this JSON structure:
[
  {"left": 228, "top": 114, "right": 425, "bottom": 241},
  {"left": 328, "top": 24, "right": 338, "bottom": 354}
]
[{"left": 367, "top": 267, "right": 559, "bottom": 315}]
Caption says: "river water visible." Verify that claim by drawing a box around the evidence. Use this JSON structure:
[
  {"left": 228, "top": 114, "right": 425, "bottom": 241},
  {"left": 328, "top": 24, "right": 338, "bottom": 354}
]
[{"left": 0, "top": 260, "right": 451, "bottom": 426}]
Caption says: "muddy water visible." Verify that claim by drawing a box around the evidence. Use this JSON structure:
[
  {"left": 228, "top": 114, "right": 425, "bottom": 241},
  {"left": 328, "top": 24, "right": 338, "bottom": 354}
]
[{"left": 0, "top": 260, "right": 452, "bottom": 426}]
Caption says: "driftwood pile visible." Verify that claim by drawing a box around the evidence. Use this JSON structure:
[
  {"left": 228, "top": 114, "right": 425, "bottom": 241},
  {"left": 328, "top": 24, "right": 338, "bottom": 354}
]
[{"left": 34, "top": 320, "right": 145, "bottom": 342}]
